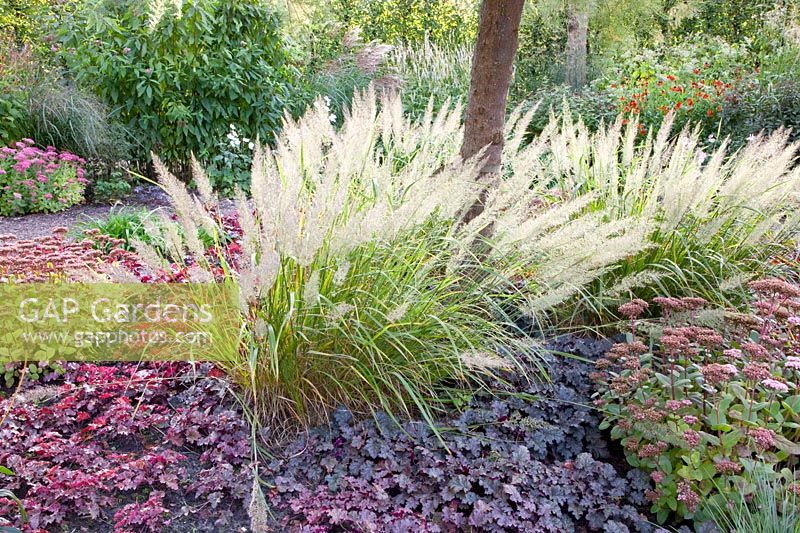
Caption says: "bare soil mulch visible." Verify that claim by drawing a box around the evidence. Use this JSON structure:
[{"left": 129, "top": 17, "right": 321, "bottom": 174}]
[{"left": 0, "top": 185, "right": 173, "bottom": 241}]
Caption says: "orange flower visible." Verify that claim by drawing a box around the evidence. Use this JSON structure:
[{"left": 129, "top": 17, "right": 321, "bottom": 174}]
[
  {"left": 667, "top": 74, "right": 676, "bottom": 81},
  {"left": 675, "top": 102, "right": 682, "bottom": 110},
  {"left": 687, "top": 98, "right": 694, "bottom": 107},
  {"left": 707, "top": 109, "right": 714, "bottom": 117},
  {"left": 693, "top": 68, "right": 700, "bottom": 75}
]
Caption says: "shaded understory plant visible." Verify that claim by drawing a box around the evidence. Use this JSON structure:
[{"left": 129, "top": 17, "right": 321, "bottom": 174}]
[
  {"left": 525, "top": 111, "right": 800, "bottom": 326},
  {"left": 139, "top": 88, "right": 647, "bottom": 435},
  {"left": 593, "top": 279, "right": 800, "bottom": 522},
  {"left": 263, "top": 338, "right": 655, "bottom": 532}
]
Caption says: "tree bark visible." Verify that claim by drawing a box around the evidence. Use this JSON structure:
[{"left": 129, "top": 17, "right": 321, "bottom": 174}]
[
  {"left": 565, "top": 1, "right": 589, "bottom": 89},
  {"left": 460, "top": 0, "right": 525, "bottom": 223}
]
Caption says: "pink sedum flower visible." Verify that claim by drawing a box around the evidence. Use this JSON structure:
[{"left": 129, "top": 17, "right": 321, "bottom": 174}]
[{"left": 761, "top": 378, "right": 789, "bottom": 393}]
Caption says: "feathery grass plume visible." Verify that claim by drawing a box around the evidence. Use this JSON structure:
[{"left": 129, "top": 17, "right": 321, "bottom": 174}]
[
  {"left": 387, "top": 38, "right": 472, "bottom": 119},
  {"left": 525, "top": 110, "right": 800, "bottom": 326},
  {"left": 247, "top": 476, "right": 271, "bottom": 533},
  {"left": 152, "top": 87, "right": 650, "bottom": 437},
  {"left": 131, "top": 239, "right": 167, "bottom": 272}
]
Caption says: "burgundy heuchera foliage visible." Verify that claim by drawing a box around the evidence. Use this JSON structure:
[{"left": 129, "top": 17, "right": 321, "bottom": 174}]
[{"left": 0, "top": 363, "right": 251, "bottom": 532}]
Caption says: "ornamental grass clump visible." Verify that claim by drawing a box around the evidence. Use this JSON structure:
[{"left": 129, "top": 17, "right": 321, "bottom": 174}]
[
  {"left": 594, "top": 278, "right": 800, "bottom": 523},
  {"left": 532, "top": 111, "right": 800, "bottom": 326},
  {"left": 705, "top": 466, "right": 800, "bottom": 533},
  {"left": 387, "top": 38, "right": 472, "bottom": 119},
  {"left": 146, "top": 88, "right": 647, "bottom": 434}
]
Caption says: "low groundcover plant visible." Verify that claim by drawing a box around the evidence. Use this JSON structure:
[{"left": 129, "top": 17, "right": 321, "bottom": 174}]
[
  {"left": 593, "top": 279, "right": 800, "bottom": 522},
  {"left": 0, "top": 138, "right": 87, "bottom": 216}
]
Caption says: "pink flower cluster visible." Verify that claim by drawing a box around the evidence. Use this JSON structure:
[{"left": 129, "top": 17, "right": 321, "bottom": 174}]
[
  {"left": 0, "top": 139, "right": 87, "bottom": 216},
  {"left": 596, "top": 282, "right": 800, "bottom": 520},
  {"left": 0, "top": 229, "right": 134, "bottom": 282}
]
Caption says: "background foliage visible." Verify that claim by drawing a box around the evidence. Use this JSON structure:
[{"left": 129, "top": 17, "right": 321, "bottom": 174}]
[{"left": 55, "top": 0, "right": 298, "bottom": 185}]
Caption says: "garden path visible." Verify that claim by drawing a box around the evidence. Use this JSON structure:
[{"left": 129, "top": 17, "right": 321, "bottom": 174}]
[{"left": 0, "top": 185, "right": 170, "bottom": 240}]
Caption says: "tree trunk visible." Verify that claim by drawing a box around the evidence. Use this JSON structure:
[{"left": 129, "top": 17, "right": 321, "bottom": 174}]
[
  {"left": 565, "top": 1, "right": 588, "bottom": 89},
  {"left": 460, "top": 0, "right": 525, "bottom": 222}
]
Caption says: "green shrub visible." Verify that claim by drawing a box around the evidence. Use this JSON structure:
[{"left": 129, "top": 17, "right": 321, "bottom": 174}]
[
  {"left": 0, "top": 42, "right": 39, "bottom": 145},
  {"left": 512, "top": 2, "right": 568, "bottom": 100},
  {"left": 56, "top": 0, "right": 298, "bottom": 177},
  {"left": 144, "top": 89, "right": 647, "bottom": 431},
  {"left": 87, "top": 167, "right": 132, "bottom": 204},
  {"left": 0, "top": 0, "right": 52, "bottom": 44},
  {"left": 330, "top": 0, "right": 476, "bottom": 45},
  {"left": 594, "top": 282, "right": 800, "bottom": 522},
  {"left": 0, "top": 139, "right": 86, "bottom": 216}
]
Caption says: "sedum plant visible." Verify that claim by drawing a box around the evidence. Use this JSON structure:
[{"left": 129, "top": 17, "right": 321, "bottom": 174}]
[
  {"left": 0, "top": 139, "right": 87, "bottom": 216},
  {"left": 144, "top": 88, "right": 647, "bottom": 433},
  {"left": 593, "top": 280, "right": 800, "bottom": 523},
  {"left": 524, "top": 111, "right": 800, "bottom": 326}
]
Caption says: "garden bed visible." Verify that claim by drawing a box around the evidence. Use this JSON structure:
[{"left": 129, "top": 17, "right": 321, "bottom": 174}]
[{"left": 1, "top": 336, "right": 675, "bottom": 532}]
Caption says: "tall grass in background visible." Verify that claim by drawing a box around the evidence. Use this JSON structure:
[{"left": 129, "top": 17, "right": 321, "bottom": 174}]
[
  {"left": 27, "top": 81, "right": 131, "bottom": 163},
  {"left": 146, "top": 88, "right": 648, "bottom": 435},
  {"left": 0, "top": 37, "right": 129, "bottom": 162},
  {"left": 388, "top": 38, "right": 472, "bottom": 119},
  {"left": 524, "top": 111, "right": 800, "bottom": 326}
]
